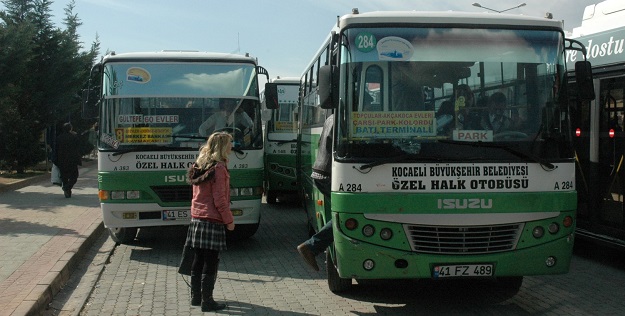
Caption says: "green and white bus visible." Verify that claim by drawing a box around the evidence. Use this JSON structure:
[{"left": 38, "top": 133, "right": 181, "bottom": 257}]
[
  {"left": 278, "top": 10, "right": 595, "bottom": 293},
  {"left": 83, "top": 51, "right": 268, "bottom": 243},
  {"left": 261, "top": 77, "right": 300, "bottom": 204}
]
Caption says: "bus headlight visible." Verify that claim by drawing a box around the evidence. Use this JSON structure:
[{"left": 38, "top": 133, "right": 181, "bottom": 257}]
[
  {"left": 345, "top": 218, "right": 358, "bottom": 230},
  {"left": 380, "top": 228, "right": 393, "bottom": 240},
  {"left": 363, "top": 259, "right": 375, "bottom": 271},
  {"left": 532, "top": 226, "right": 545, "bottom": 238},
  {"left": 126, "top": 191, "right": 140, "bottom": 199},
  {"left": 362, "top": 225, "right": 375, "bottom": 237},
  {"left": 239, "top": 187, "right": 254, "bottom": 196},
  {"left": 548, "top": 222, "right": 560, "bottom": 234},
  {"left": 111, "top": 191, "right": 126, "bottom": 200}
]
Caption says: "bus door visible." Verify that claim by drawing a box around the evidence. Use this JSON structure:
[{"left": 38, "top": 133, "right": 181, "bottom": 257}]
[{"left": 584, "top": 76, "right": 625, "bottom": 235}]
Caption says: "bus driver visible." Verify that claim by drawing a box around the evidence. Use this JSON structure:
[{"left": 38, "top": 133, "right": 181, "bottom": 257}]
[{"left": 198, "top": 99, "right": 254, "bottom": 137}]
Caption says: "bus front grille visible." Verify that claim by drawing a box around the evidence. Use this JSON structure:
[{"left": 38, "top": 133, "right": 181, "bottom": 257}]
[
  {"left": 405, "top": 224, "right": 522, "bottom": 254},
  {"left": 151, "top": 185, "right": 192, "bottom": 202}
]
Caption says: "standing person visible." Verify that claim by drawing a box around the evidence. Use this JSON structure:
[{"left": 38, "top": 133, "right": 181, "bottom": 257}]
[
  {"left": 54, "top": 123, "right": 82, "bottom": 198},
  {"left": 185, "top": 132, "right": 235, "bottom": 312},
  {"left": 297, "top": 114, "right": 334, "bottom": 271}
]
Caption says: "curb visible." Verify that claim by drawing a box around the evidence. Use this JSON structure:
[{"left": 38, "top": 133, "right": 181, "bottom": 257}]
[
  {"left": 25, "top": 221, "right": 105, "bottom": 316},
  {"left": 0, "top": 173, "right": 50, "bottom": 194}
]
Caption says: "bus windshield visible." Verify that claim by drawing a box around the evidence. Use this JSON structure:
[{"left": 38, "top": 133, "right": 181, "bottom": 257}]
[
  {"left": 267, "top": 83, "right": 299, "bottom": 134},
  {"left": 100, "top": 62, "right": 262, "bottom": 150},
  {"left": 338, "top": 27, "right": 568, "bottom": 160}
]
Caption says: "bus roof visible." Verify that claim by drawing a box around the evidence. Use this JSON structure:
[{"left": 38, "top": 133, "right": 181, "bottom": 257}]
[
  {"left": 571, "top": 0, "right": 625, "bottom": 37},
  {"left": 101, "top": 51, "right": 258, "bottom": 64},
  {"left": 270, "top": 77, "right": 300, "bottom": 84},
  {"left": 338, "top": 11, "right": 563, "bottom": 30}
]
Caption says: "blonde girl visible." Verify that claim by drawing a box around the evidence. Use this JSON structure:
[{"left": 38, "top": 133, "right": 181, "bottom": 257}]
[{"left": 185, "top": 132, "right": 234, "bottom": 312}]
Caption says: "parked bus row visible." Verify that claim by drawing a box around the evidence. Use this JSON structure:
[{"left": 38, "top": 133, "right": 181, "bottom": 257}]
[{"left": 81, "top": 3, "right": 622, "bottom": 296}]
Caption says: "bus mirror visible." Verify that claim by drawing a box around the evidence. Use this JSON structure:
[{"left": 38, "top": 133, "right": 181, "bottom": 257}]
[
  {"left": 264, "top": 83, "right": 279, "bottom": 109},
  {"left": 575, "top": 61, "right": 595, "bottom": 101},
  {"left": 81, "top": 88, "right": 99, "bottom": 119},
  {"left": 261, "top": 109, "right": 272, "bottom": 122},
  {"left": 318, "top": 65, "right": 335, "bottom": 109}
]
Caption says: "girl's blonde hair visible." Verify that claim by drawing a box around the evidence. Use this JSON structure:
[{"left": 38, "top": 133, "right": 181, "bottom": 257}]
[{"left": 195, "top": 132, "right": 233, "bottom": 169}]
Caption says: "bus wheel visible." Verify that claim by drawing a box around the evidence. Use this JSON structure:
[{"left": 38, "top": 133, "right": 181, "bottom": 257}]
[
  {"left": 496, "top": 276, "right": 523, "bottom": 297},
  {"left": 266, "top": 190, "right": 278, "bottom": 204},
  {"left": 108, "top": 227, "right": 137, "bottom": 244},
  {"left": 227, "top": 223, "right": 260, "bottom": 241},
  {"left": 326, "top": 251, "right": 352, "bottom": 293}
]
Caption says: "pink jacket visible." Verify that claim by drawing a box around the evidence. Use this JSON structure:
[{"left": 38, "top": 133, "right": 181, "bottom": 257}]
[{"left": 188, "top": 162, "right": 234, "bottom": 224}]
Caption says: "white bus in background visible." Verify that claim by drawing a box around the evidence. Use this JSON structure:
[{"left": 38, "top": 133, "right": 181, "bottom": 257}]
[
  {"left": 261, "top": 77, "right": 300, "bottom": 204},
  {"left": 567, "top": 0, "right": 625, "bottom": 248}
]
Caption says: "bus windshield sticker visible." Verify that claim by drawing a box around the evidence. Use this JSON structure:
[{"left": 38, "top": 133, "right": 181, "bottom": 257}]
[
  {"left": 126, "top": 67, "right": 151, "bottom": 83},
  {"left": 377, "top": 37, "right": 414, "bottom": 61},
  {"left": 118, "top": 114, "right": 179, "bottom": 125},
  {"left": 115, "top": 127, "right": 173, "bottom": 145},
  {"left": 453, "top": 130, "right": 494, "bottom": 142},
  {"left": 351, "top": 111, "right": 436, "bottom": 137},
  {"left": 355, "top": 32, "right": 377, "bottom": 53},
  {"left": 100, "top": 133, "right": 120, "bottom": 149}
]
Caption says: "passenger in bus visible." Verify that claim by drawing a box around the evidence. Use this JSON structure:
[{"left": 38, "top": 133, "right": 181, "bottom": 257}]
[
  {"left": 198, "top": 99, "right": 254, "bottom": 137},
  {"left": 297, "top": 114, "right": 334, "bottom": 272},
  {"left": 436, "top": 100, "right": 455, "bottom": 135},
  {"left": 185, "top": 132, "right": 235, "bottom": 312},
  {"left": 453, "top": 84, "right": 481, "bottom": 129},
  {"left": 478, "top": 92, "right": 514, "bottom": 133}
]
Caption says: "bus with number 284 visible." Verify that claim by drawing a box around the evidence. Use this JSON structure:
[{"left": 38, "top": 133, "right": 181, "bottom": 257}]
[{"left": 265, "top": 9, "right": 595, "bottom": 293}]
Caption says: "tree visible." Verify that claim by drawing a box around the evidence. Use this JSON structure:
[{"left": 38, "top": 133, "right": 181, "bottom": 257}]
[{"left": 0, "top": 0, "right": 99, "bottom": 172}]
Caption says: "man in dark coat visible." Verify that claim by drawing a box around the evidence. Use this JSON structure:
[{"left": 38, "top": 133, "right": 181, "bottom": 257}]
[{"left": 54, "top": 123, "right": 82, "bottom": 198}]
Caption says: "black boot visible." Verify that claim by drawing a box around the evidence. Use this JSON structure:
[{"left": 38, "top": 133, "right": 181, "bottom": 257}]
[
  {"left": 201, "top": 273, "right": 226, "bottom": 312},
  {"left": 190, "top": 273, "right": 201, "bottom": 306}
]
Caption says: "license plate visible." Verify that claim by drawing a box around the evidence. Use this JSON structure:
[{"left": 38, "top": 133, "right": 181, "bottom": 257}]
[
  {"left": 162, "top": 210, "right": 189, "bottom": 220},
  {"left": 433, "top": 264, "right": 493, "bottom": 278}
]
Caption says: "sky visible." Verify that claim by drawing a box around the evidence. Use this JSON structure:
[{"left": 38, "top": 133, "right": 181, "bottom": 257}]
[{"left": 23, "top": 0, "right": 604, "bottom": 83}]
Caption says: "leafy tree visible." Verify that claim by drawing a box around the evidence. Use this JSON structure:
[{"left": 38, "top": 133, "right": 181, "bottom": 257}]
[{"left": 0, "top": 0, "right": 99, "bottom": 172}]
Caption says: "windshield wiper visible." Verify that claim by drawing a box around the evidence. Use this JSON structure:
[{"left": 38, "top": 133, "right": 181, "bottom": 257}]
[
  {"left": 267, "top": 138, "right": 297, "bottom": 145},
  {"left": 438, "top": 139, "right": 555, "bottom": 170}
]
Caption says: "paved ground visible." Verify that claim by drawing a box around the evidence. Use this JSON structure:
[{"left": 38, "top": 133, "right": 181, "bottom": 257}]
[{"left": 0, "top": 161, "right": 101, "bottom": 316}]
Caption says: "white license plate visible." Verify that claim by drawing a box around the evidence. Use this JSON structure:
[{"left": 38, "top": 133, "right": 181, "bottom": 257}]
[
  {"left": 162, "top": 210, "right": 189, "bottom": 220},
  {"left": 433, "top": 264, "right": 493, "bottom": 278}
]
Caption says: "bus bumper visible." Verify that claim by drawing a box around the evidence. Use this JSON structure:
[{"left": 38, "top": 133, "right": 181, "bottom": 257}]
[
  {"left": 333, "top": 230, "right": 575, "bottom": 280},
  {"left": 101, "top": 199, "right": 261, "bottom": 228}
]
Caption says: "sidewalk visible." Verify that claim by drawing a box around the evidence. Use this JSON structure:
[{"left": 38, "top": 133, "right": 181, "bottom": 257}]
[{"left": 0, "top": 161, "right": 103, "bottom": 316}]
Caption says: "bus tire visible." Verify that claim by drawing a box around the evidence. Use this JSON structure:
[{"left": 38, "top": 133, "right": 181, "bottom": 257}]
[
  {"left": 496, "top": 276, "right": 523, "bottom": 296},
  {"left": 226, "top": 222, "right": 260, "bottom": 241},
  {"left": 266, "top": 190, "right": 278, "bottom": 204},
  {"left": 327, "top": 251, "right": 352, "bottom": 293},
  {"left": 108, "top": 227, "right": 138, "bottom": 244}
]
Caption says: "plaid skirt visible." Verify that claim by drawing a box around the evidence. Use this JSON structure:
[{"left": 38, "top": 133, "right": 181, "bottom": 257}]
[{"left": 185, "top": 218, "right": 227, "bottom": 251}]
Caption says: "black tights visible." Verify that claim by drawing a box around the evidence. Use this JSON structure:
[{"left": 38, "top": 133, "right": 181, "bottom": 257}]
[{"left": 191, "top": 248, "right": 220, "bottom": 275}]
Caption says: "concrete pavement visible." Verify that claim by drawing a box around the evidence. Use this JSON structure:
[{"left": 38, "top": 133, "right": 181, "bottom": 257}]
[{"left": 0, "top": 161, "right": 102, "bottom": 316}]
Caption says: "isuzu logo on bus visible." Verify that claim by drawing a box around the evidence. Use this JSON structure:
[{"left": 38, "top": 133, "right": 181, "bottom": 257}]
[
  {"left": 165, "top": 175, "right": 186, "bottom": 183},
  {"left": 437, "top": 198, "right": 493, "bottom": 209}
]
